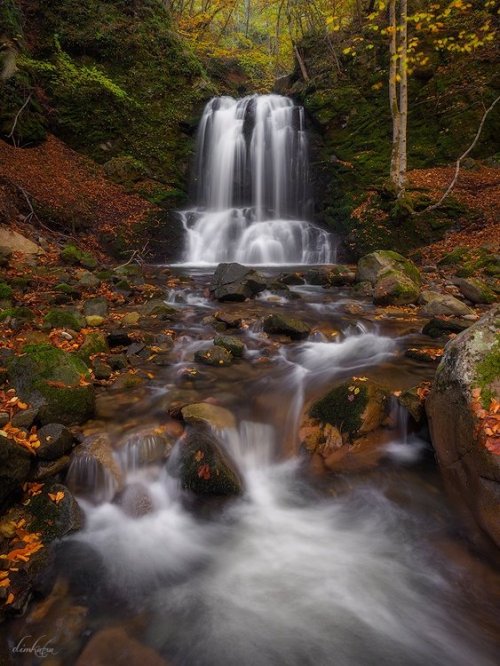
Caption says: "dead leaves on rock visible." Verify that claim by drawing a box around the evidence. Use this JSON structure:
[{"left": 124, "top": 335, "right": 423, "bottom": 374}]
[{"left": 471, "top": 388, "right": 500, "bottom": 456}]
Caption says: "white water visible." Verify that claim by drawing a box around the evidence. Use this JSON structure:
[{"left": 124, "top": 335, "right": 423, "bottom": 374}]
[{"left": 180, "top": 95, "right": 333, "bottom": 265}]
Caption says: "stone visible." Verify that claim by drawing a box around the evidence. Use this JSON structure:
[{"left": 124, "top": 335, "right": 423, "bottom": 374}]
[
  {"left": 398, "top": 386, "right": 426, "bottom": 423},
  {"left": 11, "top": 406, "right": 38, "bottom": 429},
  {"left": 426, "top": 307, "right": 500, "bottom": 548},
  {"left": 181, "top": 403, "right": 236, "bottom": 430},
  {"left": 419, "top": 291, "right": 473, "bottom": 317},
  {"left": 26, "top": 482, "right": 83, "bottom": 542},
  {"left": 373, "top": 272, "right": 420, "bottom": 306},
  {"left": 107, "top": 330, "right": 132, "bottom": 348},
  {"left": 8, "top": 344, "right": 95, "bottom": 425},
  {"left": 85, "top": 315, "right": 105, "bottom": 327},
  {"left": 214, "top": 311, "right": 243, "bottom": 328},
  {"left": 31, "top": 455, "right": 71, "bottom": 481},
  {"left": 77, "top": 271, "right": 101, "bottom": 288},
  {"left": 180, "top": 429, "right": 242, "bottom": 496},
  {"left": 61, "top": 245, "right": 97, "bottom": 269},
  {"left": 109, "top": 354, "right": 128, "bottom": 370},
  {"left": 454, "top": 278, "right": 497, "bottom": 305},
  {"left": 263, "top": 314, "right": 311, "bottom": 340},
  {"left": 37, "top": 424, "right": 75, "bottom": 460},
  {"left": 0, "top": 434, "right": 31, "bottom": 508},
  {"left": 83, "top": 297, "right": 109, "bottom": 317},
  {"left": 210, "top": 263, "right": 267, "bottom": 301},
  {"left": 141, "top": 300, "right": 177, "bottom": 319},
  {"left": 194, "top": 345, "right": 232, "bottom": 367},
  {"left": 76, "top": 627, "right": 169, "bottom": 666},
  {"left": 93, "top": 359, "right": 113, "bottom": 380},
  {"left": 43, "top": 309, "right": 86, "bottom": 332},
  {"left": 0, "top": 227, "right": 44, "bottom": 255},
  {"left": 356, "top": 250, "right": 421, "bottom": 286},
  {"left": 122, "top": 311, "right": 141, "bottom": 327},
  {"left": 213, "top": 335, "right": 245, "bottom": 358},
  {"left": 309, "top": 378, "right": 389, "bottom": 441},
  {"left": 67, "top": 433, "right": 124, "bottom": 502},
  {"left": 422, "top": 317, "right": 471, "bottom": 339},
  {"left": 77, "top": 331, "right": 109, "bottom": 364},
  {"left": 279, "top": 272, "right": 305, "bottom": 286}
]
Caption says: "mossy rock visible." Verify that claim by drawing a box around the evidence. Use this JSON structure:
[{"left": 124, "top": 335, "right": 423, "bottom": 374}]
[
  {"left": 8, "top": 344, "right": 95, "bottom": 425},
  {"left": 0, "top": 306, "right": 34, "bottom": 323},
  {"left": 213, "top": 335, "right": 245, "bottom": 358},
  {"left": 77, "top": 331, "right": 109, "bottom": 364},
  {"left": 43, "top": 309, "right": 86, "bottom": 331},
  {"left": 0, "top": 434, "right": 32, "bottom": 509},
  {"left": 194, "top": 345, "right": 232, "bottom": 367},
  {"left": 356, "top": 250, "right": 421, "bottom": 287},
  {"left": 263, "top": 314, "right": 311, "bottom": 340},
  {"left": 310, "top": 378, "right": 389, "bottom": 440},
  {"left": 61, "top": 245, "right": 98, "bottom": 270},
  {"left": 455, "top": 278, "right": 497, "bottom": 305},
  {"left": 180, "top": 429, "right": 242, "bottom": 496},
  {"left": 373, "top": 269, "right": 420, "bottom": 306}
]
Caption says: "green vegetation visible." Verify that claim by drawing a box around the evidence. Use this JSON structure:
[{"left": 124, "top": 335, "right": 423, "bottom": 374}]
[{"left": 475, "top": 334, "right": 500, "bottom": 409}]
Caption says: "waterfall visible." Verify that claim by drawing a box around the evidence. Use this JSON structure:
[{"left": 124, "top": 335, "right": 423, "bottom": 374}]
[{"left": 179, "top": 95, "right": 334, "bottom": 265}]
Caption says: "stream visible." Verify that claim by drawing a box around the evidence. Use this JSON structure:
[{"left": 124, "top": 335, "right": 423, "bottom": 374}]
[{"left": 4, "top": 94, "right": 500, "bottom": 664}]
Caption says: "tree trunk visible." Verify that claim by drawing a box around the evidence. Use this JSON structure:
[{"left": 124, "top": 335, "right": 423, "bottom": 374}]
[
  {"left": 389, "top": 0, "right": 400, "bottom": 190},
  {"left": 397, "top": 0, "right": 408, "bottom": 197}
]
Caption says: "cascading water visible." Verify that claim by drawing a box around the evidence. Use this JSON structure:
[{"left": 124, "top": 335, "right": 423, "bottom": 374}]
[{"left": 179, "top": 95, "right": 333, "bottom": 265}]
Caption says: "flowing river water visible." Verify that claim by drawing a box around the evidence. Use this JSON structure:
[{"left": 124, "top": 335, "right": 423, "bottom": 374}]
[{"left": 4, "top": 96, "right": 500, "bottom": 664}]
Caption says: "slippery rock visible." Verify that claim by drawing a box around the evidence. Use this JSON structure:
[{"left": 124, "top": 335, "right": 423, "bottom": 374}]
[
  {"left": 263, "top": 314, "right": 311, "bottom": 340},
  {"left": 426, "top": 307, "right": 500, "bottom": 548},
  {"left": 181, "top": 402, "right": 236, "bottom": 430},
  {"left": 0, "top": 434, "right": 31, "bottom": 508},
  {"left": 419, "top": 290, "right": 473, "bottom": 317},
  {"left": 37, "top": 423, "right": 75, "bottom": 460},
  {"left": 195, "top": 345, "right": 233, "bottom": 367},
  {"left": 210, "top": 263, "right": 267, "bottom": 301}
]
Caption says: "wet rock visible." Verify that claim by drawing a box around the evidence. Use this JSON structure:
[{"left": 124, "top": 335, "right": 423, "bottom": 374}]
[
  {"left": 213, "top": 335, "right": 245, "bottom": 358},
  {"left": 11, "top": 406, "right": 39, "bottom": 429},
  {"left": 328, "top": 265, "right": 356, "bottom": 286},
  {"left": 181, "top": 403, "right": 236, "bottom": 430},
  {"left": 77, "top": 271, "right": 101, "bottom": 288},
  {"left": 119, "top": 483, "right": 154, "bottom": 518},
  {"left": 210, "top": 263, "right": 267, "bottom": 301},
  {"left": 113, "top": 372, "right": 145, "bottom": 390},
  {"left": 0, "top": 434, "right": 31, "bottom": 508},
  {"left": 398, "top": 386, "right": 427, "bottom": 423},
  {"left": 180, "top": 429, "right": 242, "bottom": 496},
  {"left": 0, "top": 411, "right": 9, "bottom": 427},
  {"left": 76, "top": 626, "right": 169, "bottom": 666},
  {"left": 109, "top": 353, "right": 128, "bottom": 370},
  {"left": 351, "top": 281, "right": 374, "bottom": 298},
  {"left": 55, "top": 283, "right": 82, "bottom": 300},
  {"left": 356, "top": 250, "right": 421, "bottom": 286},
  {"left": 8, "top": 344, "right": 95, "bottom": 425},
  {"left": 214, "top": 311, "right": 244, "bottom": 328},
  {"left": 422, "top": 317, "right": 471, "bottom": 339},
  {"left": 77, "top": 331, "right": 109, "bottom": 364},
  {"left": 304, "top": 267, "right": 332, "bottom": 286},
  {"left": 37, "top": 424, "right": 75, "bottom": 460},
  {"left": 67, "top": 433, "right": 124, "bottom": 502},
  {"left": 195, "top": 345, "right": 233, "bottom": 367},
  {"left": 308, "top": 377, "right": 389, "bottom": 442},
  {"left": 454, "top": 278, "right": 497, "bottom": 305},
  {"left": 93, "top": 359, "right": 113, "bottom": 380},
  {"left": 31, "top": 455, "right": 71, "bottom": 481},
  {"left": 26, "top": 482, "right": 83, "bottom": 541},
  {"left": 426, "top": 307, "right": 500, "bottom": 548},
  {"left": 107, "top": 330, "right": 133, "bottom": 348},
  {"left": 279, "top": 272, "right": 305, "bottom": 286},
  {"left": 83, "top": 297, "right": 109, "bottom": 317},
  {"left": 118, "top": 427, "right": 175, "bottom": 468},
  {"left": 141, "top": 300, "right": 177, "bottom": 319},
  {"left": 405, "top": 347, "right": 443, "bottom": 363},
  {"left": 263, "top": 314, "right": 311, "bottom": 340},
  {"left": 419, "top": 291, "right": 473, "bottom": 317}
]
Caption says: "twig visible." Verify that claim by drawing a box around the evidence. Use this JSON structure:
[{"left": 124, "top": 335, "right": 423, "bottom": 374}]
[
  {"left": 416, "top": 95, "right": 500, "bottom": 215},
  {"left": 7, "top": 93, "right": 32, "bottom": 147}
]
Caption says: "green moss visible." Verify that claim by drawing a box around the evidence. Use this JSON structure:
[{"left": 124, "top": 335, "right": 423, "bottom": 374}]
[
  {"left": 0, "top": 306, "right": 34, "bottom": 322},
  {"left": 310, "top": 381, "right": 369, "bottom": 439},
  {"left": 43, "top": 309, "right": 86, "bottom": 331},
  {"left": 76, "top": 331, "right": 108, "bottom": 364},
  {"left": 475, "top": 335, "right": 500, "bottom": 409},
  {"left": 438, "top": 247, "right": 472, "bottom": 267},
  {"left": 0, "top": 282, "right": 13, "bottom": 299},
  {"left": 61, "top": 245, "right": 97, "bottom": 269}
]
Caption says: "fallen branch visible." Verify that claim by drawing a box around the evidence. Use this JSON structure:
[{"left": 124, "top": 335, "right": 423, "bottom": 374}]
[
  {"left": 7, "top": 93, "right": 32, "bottom": 148},
  {"left": 416, "top": 95, "right": 500, "bottom": 215}
]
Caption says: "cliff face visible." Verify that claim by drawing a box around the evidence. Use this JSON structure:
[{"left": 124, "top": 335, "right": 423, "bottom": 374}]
[{"left": 0, "top": 0, "right": 215, "bottom": 207}]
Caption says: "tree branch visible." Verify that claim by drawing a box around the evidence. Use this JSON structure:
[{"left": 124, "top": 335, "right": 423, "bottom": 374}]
[
  {"left": 7, "top": 93, "right": 32, "bottom": 147},
  {"left": 417, "top": 95, "right": 500, "bottom": 214}
]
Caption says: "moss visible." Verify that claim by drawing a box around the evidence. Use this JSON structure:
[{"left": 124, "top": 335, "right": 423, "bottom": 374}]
[
  {"left": 60, "top": 245, "right": 98, "bottom": 269},
  {"left": 0, "top": 306, "right": 34, "bottom": 322},
  {"left": 475, "top": 335, "right": 500, "bottom": 409},
  {"left": 76, "top": 331, "right": 108, "bottom": 364},
  {"left": 0, "top": 282, "right": 13, "bottom": 299},
  {"left": 43, "top": 309, "right": 86, "bottom": 331},
  {"left": 55, "top": 283, "right": 81, "bottom": 297},
  {"left": 310, "top": 381, "right": 369, "bottom": 439},
  {"left": 438, "top": 247, "right": 472, "bottom": 267}
]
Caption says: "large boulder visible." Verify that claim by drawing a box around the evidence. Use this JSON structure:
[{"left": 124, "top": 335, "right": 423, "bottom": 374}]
[
  {"left": 210, "top": 263, "right": 267, "bottom": 302},
  {"left": 179, "top": 429, "right": 242, "bottom": 496},
  {"left": 8, "top": 344, "right": 95, "bottom": 425},
  {"left": 454, "top": 278, "right": 497, "bottom": 305},
  {"left": 0, "top": 434, "right": 32, "bottom": 508},
  {"left": 0, "top": 227, "right": 44, "bottom": 255},
  {"left": 419, "top": 291, "right": 473, "bottom": 317},
  {"left": 426, "top": 307, "right": 500, "bottom": 548},
  {"left": 26, "top": 482, "right": 83, "bottom": 542},
  {"left": 356, "top": 251, "right": 421, "bottom": 306}
]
